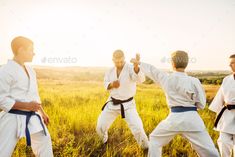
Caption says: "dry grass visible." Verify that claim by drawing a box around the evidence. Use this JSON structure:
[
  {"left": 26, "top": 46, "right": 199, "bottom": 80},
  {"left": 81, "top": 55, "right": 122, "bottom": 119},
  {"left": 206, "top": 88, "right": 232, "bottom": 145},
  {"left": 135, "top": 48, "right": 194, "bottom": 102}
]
[{"left": 11, "top": 79, "right": 220, "bottom": 157}]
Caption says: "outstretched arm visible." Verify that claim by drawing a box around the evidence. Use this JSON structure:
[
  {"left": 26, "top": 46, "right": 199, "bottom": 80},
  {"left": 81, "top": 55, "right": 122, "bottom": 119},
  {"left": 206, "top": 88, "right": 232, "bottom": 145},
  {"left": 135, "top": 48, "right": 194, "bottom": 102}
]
[{"left": 131, "top": 54, "right": 168, "bottom": 87}]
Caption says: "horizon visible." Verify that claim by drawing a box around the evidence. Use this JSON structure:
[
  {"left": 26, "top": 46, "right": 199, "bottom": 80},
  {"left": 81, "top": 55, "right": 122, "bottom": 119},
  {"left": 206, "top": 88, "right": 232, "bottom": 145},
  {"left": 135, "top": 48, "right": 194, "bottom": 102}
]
[{"left": 0, "top": 62, "right": 231, "bottom": 72}]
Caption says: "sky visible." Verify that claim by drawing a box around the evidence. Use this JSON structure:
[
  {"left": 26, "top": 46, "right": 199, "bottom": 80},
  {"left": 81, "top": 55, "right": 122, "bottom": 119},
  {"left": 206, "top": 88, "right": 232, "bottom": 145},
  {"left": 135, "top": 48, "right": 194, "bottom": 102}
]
[{"left": 1, "top": 0, "right": 235, "bottom": 70}]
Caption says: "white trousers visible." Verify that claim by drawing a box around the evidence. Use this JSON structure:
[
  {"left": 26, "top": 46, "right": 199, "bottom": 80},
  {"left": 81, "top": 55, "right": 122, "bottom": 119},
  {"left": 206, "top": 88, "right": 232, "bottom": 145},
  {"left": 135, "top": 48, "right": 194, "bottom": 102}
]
[
  {"left": 96, "top": 106, "right": 149, "bottom": 149},
  {"left": 218, "top": 132, "right": 235, "bottom": 157},
  {"left": 148, "top": 126, "right": 220, "bottom": 157},
  {"left": 0, "top": 114, "right": 53, "bottom": 157}
]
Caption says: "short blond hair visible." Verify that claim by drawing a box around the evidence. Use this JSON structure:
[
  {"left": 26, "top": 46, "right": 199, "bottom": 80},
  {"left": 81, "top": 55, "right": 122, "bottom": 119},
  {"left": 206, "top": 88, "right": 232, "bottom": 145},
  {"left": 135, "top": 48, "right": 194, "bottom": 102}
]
[
  {"left": 171, "top": 50, "right": 189, "bottom": 69},
  {"left": 11, "top": 36, "right": 33, "bottom": 55}
]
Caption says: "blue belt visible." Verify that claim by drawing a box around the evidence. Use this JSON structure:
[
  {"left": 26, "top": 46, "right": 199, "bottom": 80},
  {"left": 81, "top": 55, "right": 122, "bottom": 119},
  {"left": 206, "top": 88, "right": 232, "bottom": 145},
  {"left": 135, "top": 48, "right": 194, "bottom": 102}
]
[
  {"left": 171, "top": 106, "right": 197, "bottom": 112},
  {"left": 8, "top": 109, "right": 47, "bottom": 146}
]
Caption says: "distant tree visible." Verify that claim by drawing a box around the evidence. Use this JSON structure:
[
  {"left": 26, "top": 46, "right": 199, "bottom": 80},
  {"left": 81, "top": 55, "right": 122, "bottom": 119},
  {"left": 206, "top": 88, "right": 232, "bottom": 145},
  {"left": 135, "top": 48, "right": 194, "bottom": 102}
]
[{"left": 216, "top": 79, "right": 222, "bottom": 85}]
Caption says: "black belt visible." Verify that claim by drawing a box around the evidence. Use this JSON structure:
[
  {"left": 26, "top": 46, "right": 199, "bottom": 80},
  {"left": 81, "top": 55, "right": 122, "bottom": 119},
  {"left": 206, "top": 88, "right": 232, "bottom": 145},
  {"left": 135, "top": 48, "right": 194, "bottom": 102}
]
[
  {"left": 214, "top": 105, "right": 235, "bottom": 128},
  {"left": 8, "top": 109, "right": 47, "bottom": 146},
  {"left": 101, "top": 97, "right": 134, "bottom": 118}
]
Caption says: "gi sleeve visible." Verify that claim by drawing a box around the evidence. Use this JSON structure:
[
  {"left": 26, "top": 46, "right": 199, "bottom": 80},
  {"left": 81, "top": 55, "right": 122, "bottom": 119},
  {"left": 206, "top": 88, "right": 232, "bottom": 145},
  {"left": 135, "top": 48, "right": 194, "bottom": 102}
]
[
  {"left": 104, "top": 70, "right": 112, "bottom": 90},
  {"left": 193, "top": 78, "right": 206, "bottom": 109},
  {"left": 140, "top": 62, "right": 168, "bottom": 87},
  {"left": 0, "top": 69, "right": 16, "bottom": 112},
  {"left": 209, "top": 86, "right": 224, "bottom": 114},
  {"left": 129, "top": 65, "right": 145, "bottom": 83}
]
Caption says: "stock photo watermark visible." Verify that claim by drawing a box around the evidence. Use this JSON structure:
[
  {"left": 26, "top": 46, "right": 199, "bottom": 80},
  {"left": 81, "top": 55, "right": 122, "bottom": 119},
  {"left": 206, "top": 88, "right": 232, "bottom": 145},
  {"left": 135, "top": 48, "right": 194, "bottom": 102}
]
[
  {"left": 160, "top": 56, "right": 197, "bottom": 64},
  {"left": 41, "top": 56, "right": 78, "bottom": 64}
]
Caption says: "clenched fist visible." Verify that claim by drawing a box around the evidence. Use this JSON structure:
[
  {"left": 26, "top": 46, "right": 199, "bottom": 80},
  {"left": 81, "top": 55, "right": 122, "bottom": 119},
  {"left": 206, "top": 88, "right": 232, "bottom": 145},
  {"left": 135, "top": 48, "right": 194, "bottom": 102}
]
[
  {"left": 130, "top": 53, "right": 140, "bottom": 65},
  {"left": 112, "top": 80, "right": 120, "bottom": 88},
  {"left": 130, "top": 53, "right": 141, "bottom": 73}
]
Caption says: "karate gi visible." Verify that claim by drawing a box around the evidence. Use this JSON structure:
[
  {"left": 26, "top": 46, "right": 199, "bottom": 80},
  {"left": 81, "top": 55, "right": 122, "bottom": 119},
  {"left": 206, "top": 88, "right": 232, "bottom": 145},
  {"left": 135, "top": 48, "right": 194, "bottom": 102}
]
[
  {"left": 139, "top": 62, "right": 219, "bottom": 157},
  {"left": 209, "top": 74, "right": 235, "bottom": 157},
  {"left": 0, "top": 60, "right": 53, "bottom": 157},
  {"left": 96, "top": 63, "right": 149, "bottom": 149}
]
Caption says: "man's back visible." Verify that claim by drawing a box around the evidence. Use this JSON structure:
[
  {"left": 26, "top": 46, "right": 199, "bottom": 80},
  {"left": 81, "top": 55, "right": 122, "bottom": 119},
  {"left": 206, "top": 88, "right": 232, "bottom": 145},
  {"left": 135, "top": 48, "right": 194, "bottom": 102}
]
[{"left": 164, "top": 72, "right": 205, "bottom": 109}]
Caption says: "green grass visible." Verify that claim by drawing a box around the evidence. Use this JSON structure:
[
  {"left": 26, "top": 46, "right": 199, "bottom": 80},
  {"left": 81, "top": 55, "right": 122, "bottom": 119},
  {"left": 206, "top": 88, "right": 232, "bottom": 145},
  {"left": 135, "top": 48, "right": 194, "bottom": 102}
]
[{"left": 11, "top": 80, "right": 220, "bottom": 157}]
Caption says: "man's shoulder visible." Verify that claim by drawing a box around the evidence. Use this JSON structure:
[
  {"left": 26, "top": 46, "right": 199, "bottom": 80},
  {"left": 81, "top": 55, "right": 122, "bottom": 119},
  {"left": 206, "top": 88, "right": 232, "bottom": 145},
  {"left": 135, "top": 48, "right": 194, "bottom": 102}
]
[
  {"left": 105, "top": 66, "right": 115, "bottom": 74},
  {"left": 223, "top": 74, "right": 232, "bottom": 81},
  {"left": 0, "top": 62, "right": 15, "bottom": 74},
  {"left": 0, "top": 63, "right": 17, "bottom": 81},
  {"left": 219, "top": 74, "right": 233, "bottom": 85},
  {"left": 188, "top": 75, "right": 199, "bottom": 80},
  {"left": 187, "top": 75, "right": 201, "bottom": 84}
]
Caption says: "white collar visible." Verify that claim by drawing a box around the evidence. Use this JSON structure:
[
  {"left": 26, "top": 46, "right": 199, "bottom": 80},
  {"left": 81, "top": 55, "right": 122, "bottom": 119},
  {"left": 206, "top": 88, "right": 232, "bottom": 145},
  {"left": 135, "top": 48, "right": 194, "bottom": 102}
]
[{"left": 173, "top": 71, "right": 187, "bottom": 76}]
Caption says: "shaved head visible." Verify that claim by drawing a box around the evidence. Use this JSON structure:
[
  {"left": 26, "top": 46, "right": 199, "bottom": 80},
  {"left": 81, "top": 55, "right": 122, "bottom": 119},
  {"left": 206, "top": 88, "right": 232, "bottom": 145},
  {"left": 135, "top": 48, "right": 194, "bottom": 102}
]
[
  {"left": 112, "top": 49, "right": 125, "bottom": 69},
  {"left": 11, "top": 36, "right": 35, "bottom": 64},
  {"left": 112, "top": 49, "right": 125, "bottom": 61},
  {"left": 11, "top": 36, "right": 33, "bottom": 55}
]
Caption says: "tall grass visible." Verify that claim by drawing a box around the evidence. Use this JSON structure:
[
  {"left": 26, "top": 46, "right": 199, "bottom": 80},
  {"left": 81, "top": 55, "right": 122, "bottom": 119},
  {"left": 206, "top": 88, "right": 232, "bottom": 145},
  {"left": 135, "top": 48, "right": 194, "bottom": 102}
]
[{"left": 12, "top": 80, "right": 220, "bottom": 157}]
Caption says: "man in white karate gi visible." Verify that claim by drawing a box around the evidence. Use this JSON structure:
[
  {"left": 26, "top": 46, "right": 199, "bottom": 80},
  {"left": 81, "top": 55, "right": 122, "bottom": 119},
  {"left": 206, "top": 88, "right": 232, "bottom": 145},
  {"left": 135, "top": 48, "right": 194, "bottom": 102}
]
[
  {"left": 96, "top": 50, "right": 149, "bottom": 149},
  {"left": 131, "top": 51, "right": 219, "bottom": 157},
  {"left": 209, "top": 54, "right": 235, "bottom": 157},
  {"left": 0, "top": 36, "right": 53, "bottom": 157}
]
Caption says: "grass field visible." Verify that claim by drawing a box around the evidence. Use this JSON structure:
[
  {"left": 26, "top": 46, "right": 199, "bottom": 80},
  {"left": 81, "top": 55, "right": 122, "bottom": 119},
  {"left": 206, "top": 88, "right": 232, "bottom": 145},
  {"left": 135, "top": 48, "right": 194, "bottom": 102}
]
[{"left": 10, "top": 67, "right": 222, "bottom": 157}]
